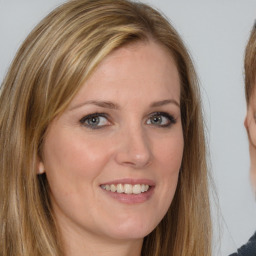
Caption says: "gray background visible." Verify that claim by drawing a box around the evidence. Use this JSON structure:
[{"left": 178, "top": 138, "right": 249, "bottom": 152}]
[{"left": 1, "top": 0, "right": 256, "bottom": 255}]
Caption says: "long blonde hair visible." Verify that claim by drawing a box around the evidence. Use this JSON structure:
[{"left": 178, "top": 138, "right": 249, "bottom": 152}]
[{"left": 0, "top": 0, "right": 212, "bottom": 255}]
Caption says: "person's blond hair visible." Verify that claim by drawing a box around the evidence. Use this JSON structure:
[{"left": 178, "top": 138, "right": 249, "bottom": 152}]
[
  {"left": 0, "top": 0, "right": 212, "bottom": 255},
  {"left": 245, "top": 23, "right": 256, "bottom": 104}
]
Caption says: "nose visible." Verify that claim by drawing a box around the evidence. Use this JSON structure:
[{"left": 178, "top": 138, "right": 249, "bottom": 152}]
[{"left": 115, "top": 126, "right": 152, "bottom": 169}]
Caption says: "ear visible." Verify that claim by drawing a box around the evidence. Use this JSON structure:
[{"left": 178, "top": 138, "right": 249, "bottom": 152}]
[
  {"left": 246, "top": 108, "right": 256, "bottom": 147},
  {"left": 37, "top": 161, "right": 45, "bottom": 175},
  {"left": 244, "top": 116, "right": 248, "bottom": 129}
]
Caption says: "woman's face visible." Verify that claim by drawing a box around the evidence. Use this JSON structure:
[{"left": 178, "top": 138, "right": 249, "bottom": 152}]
[{"left": 40, "top": 41, "right": 184, "bottom": 243}]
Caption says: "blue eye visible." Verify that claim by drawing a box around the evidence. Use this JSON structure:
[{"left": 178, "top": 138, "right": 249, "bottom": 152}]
[
  {"left": 80, "top": 113, "right": 110, "bottom": 129},
  {"left": 146, "top": 112, "right": 176, "bottom": 127}
]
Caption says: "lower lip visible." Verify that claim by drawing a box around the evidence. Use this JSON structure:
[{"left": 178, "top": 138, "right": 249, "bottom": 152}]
[{"left": 101, "top": 187, "right": 155, "bottom": 204}]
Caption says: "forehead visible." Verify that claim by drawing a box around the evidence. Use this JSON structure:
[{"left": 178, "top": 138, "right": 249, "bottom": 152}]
[
  {"left": 103, "top": 40, "right": 175, "bottom": 67},
  {"left": 69, "top": 40, "right": 180, "bottom": 107},
  {"left": 89, "top": 40, "right": 179, "bottom": 87}
]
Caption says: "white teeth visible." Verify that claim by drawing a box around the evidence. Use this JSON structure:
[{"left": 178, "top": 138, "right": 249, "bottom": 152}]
[
  {"left": 101, "top": 184, "right": 150, "bottom": 194},
  {"left": 110, "top": 184, "right": 116, "bottom": 192},
  {"left": 124, "top": 184, "right": 133, "bottom": 194},
  {"left": 133, "top": 184, "right": 141, "bottom": 194},
  {"left": 117, "top": 184, "right": 124, "bottom": 193}
]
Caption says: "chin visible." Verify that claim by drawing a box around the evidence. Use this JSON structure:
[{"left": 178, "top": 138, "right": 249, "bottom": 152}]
[
  {"left": 105, "top": 218, "right": 156, "bottom": 240},
  {"left": 109, "top": 230, "right": 152, "bottom": 241}
]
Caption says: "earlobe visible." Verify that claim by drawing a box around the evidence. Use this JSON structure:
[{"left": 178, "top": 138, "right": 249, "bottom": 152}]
[
  {"left": 37, "top": 161, "right": 45, "bottom": 174},
  {"left": 244, "top": 116, "right": 248, "bottom": 130}
]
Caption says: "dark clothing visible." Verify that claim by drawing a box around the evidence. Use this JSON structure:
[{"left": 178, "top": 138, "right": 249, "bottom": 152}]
[{"left": 229, "top": 232, "right": 256, "bottom": 256}]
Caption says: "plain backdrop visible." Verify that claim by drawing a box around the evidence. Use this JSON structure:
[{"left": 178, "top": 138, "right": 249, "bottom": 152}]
[{"left": 1, "top": 0, "right": 256, "bottom": 255}]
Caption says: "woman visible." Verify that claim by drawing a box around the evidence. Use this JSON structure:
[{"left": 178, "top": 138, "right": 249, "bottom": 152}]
[
  {"left": 229, "top": 23, "right": 256, "bottom": 256},
  {"left": 0, "top": 0, "right": 212, "bottom": 255}
]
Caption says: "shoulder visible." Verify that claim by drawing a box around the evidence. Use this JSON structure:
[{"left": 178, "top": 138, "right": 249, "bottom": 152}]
[{"left": 229, "top": 232, "right": 256, "bottom": 256}]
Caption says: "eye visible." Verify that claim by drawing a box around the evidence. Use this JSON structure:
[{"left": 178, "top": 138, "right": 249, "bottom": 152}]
[
  {"left": 146, "top": 112, "right": 176, "bottom": 127},
  {"left": 79, "top": 113, "right": 110, "bottom": 129}
]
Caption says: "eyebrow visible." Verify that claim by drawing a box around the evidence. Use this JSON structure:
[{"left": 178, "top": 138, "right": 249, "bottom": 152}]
[
  {"left": 150, "top": 99, "right": 180, "bottom": 108},
  {"left": 69, "top": 100, "right": 119, "bottom": 111},
  {"left": 69, "top": 99, "right": 180, "bottom": 111}
]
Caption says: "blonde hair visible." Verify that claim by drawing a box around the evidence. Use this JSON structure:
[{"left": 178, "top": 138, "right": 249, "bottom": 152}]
[
  {"left": 245, "top": 23, "right": 256, "bottom": 104},
  {"left": 0, "top": 0, "right": 212, "bottom": 255}
]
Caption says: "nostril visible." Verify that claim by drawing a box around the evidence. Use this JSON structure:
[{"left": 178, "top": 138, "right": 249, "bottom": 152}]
[{"left": 115, "top": 149, "right": 152, "bottom": 168}]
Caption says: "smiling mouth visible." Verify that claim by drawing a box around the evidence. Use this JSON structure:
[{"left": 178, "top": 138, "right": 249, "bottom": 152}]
[{"left": 100, "top": 184, "right": 150, "bottom": 194}]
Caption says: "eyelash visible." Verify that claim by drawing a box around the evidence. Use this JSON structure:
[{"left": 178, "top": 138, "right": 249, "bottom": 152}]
[
  {"left": 79, "top": 112, "right": 176, "bottom": 129},
  {"left": 147, "top": 112, "right": 176, "bottom": 128},
  {"left": 79, "top": 113, "right": 110, "bottom": 129}
]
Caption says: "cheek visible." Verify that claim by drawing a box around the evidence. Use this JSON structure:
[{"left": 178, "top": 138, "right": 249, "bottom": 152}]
[
  {"left": 41, "top": 130, "right": 114, "bottom": 204},
  {"left": 250, "top": 124, "right": 256, "bottom": 147},
  {"left": 43, "top": 130, "right": 109, "bottom": 176},
  {"left": 153, "top": 128, "right": 183, "bottom": 194},
  {"left": 150, "top": 133, "right": 183, "bottom": 223},
  {"left": 155, "top": 130, "right": 184, "bottom": 173},
  {"left": 41, "top": 129, "right": 114, "bottom": 218}
]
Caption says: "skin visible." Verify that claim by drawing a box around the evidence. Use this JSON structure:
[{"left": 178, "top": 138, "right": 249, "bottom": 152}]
[
  {"left": 245, "top": 89, "right": 256, "bottom": 190},
  {"left": 39, "top": 40, "right": 184, "bottom": 256}
]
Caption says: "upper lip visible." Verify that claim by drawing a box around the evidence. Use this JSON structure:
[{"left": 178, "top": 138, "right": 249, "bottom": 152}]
[{"left": 100, "top": 178, "right": 155, "bottom": 186}]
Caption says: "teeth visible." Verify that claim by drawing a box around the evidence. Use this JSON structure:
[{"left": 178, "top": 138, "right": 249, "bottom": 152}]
[
  {"left": 117, "top": 184, "right": 124, "bottom": 193},
  {"left": 124, "top": 184, "right": 132, "bottom": 194},
  {"left": 133, "top": 184, "right": 141, "bottom": 194},
  {"left": 101, "top": 184, "right": 150, "bottom": 194},
  {"left": 110, "top": 184, "right": 116, "bottom": 192}
]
